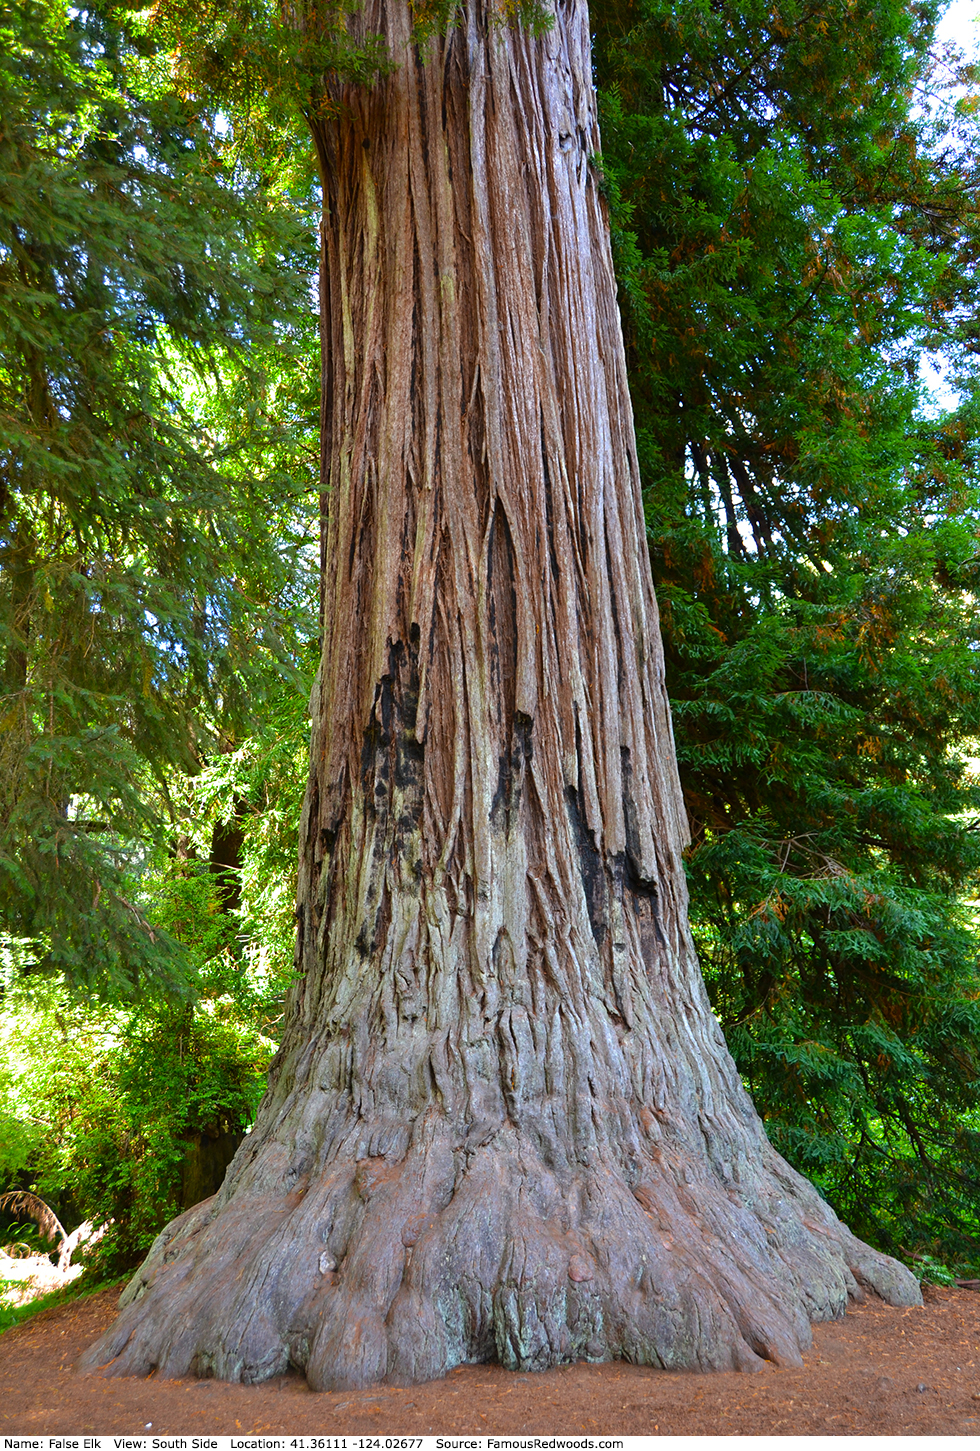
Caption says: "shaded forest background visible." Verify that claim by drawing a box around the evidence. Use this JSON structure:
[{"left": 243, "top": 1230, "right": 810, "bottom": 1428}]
[{"left": 2, "top": 0, "right": 980, "bottom": 1308}]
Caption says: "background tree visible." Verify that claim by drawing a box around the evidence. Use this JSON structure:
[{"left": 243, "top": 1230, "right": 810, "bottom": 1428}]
[
  {"left": 0, "top": 0, "right": 325, "bottom": 1271},
  {"left": 0, "top": 0, "right": 319, "bottom": 997},
  {"left": 594, "top": 0, "right": 980, "bottom": 1265}
]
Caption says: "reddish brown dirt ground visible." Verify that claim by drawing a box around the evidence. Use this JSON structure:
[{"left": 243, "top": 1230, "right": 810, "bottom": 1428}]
[{"left": 2, "top": 1283, "right": 979, "bottom": 1436}]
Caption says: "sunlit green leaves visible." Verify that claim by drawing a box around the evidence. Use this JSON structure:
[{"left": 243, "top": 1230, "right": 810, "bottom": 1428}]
[{"left": 0, "top": 961, "right": 275, "bottom": 1270}]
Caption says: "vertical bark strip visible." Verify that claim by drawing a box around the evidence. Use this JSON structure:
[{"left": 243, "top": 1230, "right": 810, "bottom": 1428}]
[{"left": 81, "top": 0, "right": 919, "bottom": 1390}]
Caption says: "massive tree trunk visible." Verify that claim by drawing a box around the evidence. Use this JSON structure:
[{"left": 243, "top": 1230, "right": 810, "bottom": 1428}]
[{"left": 81, "top": 0, "right": 918, "bottom": 1391}]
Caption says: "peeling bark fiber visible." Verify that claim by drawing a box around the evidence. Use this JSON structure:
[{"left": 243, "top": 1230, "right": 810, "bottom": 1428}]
[{"left": 80, "top": 0, "right": 920, "bottom": 1391}]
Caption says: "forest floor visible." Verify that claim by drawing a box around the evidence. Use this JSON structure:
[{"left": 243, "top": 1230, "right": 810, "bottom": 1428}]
[{"left": 1, "top": 1281, "right": 979, "bottom": 1436}]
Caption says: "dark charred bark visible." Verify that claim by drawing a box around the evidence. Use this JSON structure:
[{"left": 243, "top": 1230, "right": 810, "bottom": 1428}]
[{"left": 80, "top": 0, "right": 919, "bottom": 1392}]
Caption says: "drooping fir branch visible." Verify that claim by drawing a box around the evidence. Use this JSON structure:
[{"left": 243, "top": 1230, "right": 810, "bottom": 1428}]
[{"left": 0, "top": 0, "right": 320, "bottom": 998}]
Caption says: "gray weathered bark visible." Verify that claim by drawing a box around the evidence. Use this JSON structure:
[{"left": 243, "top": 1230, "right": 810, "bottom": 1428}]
[{"left": 80, "top": 0, "right": 919, "bottom": 1391}]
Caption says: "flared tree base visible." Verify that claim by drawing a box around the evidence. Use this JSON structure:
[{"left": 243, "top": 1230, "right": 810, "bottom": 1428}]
[{"left": 80, "top": 1115, "right": 918, "bottom": 1390}]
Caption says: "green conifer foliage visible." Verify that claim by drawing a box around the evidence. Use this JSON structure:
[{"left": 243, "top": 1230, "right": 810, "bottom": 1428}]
[
  {"left": 595, "top": 0, "right": 980, "bottom": 1261},
  {"left": 0, "top": 0, "right": 318, "bottom": 997}
]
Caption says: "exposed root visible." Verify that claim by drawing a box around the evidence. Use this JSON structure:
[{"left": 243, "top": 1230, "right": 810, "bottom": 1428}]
[{"left": 80, "top": 1121, "right": 918, "bottom": 1389}]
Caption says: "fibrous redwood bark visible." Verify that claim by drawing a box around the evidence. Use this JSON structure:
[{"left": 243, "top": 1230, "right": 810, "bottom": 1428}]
[{"left": 81, "top": 0, "right": 919, "bottom": 1390}]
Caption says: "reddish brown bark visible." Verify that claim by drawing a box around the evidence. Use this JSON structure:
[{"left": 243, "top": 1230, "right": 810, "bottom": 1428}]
[{"left": 80, "top": 0, "right": 919, "bottom": 1391}]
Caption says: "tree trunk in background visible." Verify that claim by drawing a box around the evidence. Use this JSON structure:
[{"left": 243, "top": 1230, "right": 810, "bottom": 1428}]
[
  {"left": 81, "top": 0, "right": 918, "bottom": 1390},
  {"left": 178, "top": 1129, "right": 244, "bottom": 1212},
  {"left": 210, "top": 807, "right": 246, "bottom": 916}
]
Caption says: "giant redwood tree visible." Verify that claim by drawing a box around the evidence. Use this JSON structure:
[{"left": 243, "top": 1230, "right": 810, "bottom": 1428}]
[{"left": 82, "top": 0, "right": 919, "bottom": 1389}]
